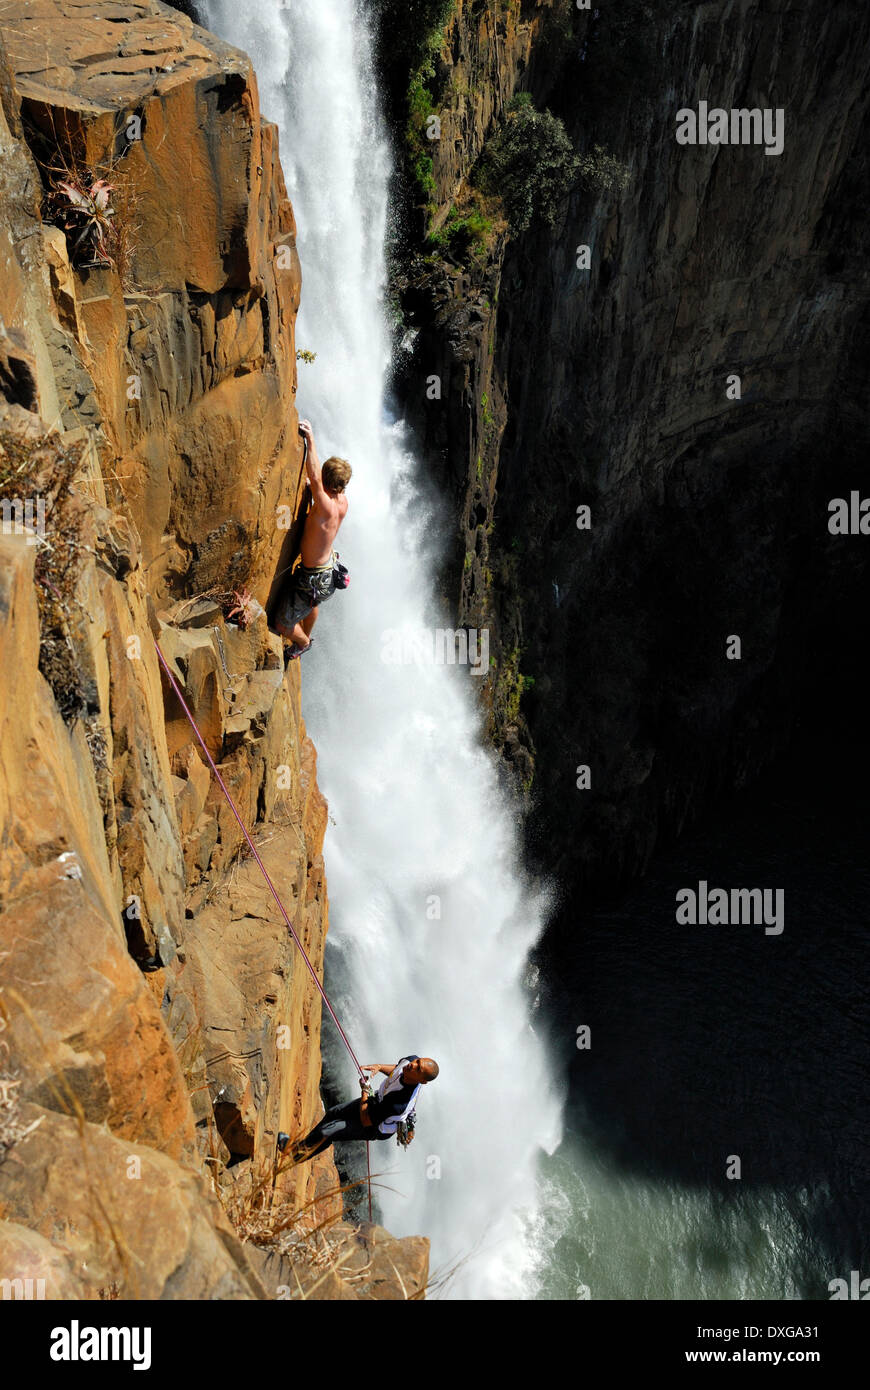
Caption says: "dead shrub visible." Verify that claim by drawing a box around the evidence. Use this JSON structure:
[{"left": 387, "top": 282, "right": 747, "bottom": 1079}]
[{"left": 0, "top": 427, "right": 92, "bottom": 721}]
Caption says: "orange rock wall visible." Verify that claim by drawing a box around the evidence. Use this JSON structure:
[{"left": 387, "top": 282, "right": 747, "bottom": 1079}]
[{"left": 0, "top": 0, "right": 408, "bottom": 1298}]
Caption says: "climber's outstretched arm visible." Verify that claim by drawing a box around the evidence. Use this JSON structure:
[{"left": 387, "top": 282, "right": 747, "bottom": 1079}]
[{"left": 299, "top": 419, "right": 331, "bottom": 509}]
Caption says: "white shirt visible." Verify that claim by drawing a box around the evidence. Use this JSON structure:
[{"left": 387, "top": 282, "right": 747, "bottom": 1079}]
[{"left": 375, "top": 1057, "right": 421, "bottom": 1136}]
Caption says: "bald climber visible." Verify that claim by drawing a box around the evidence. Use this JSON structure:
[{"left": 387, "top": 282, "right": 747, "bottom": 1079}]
[{"left": 277, "top": 1055, "right": 439, "bottom": 1163}]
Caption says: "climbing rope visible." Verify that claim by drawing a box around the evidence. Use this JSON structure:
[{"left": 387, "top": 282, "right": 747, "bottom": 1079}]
[{"left": 153, "top": 636, "right": 374, "bottom": 1221}]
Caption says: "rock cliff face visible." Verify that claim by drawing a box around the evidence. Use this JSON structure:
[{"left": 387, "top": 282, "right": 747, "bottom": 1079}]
[
  {"left": 0, "top": 0, "right": 427, "bottom": 1299},
  {"left": 386, "top": 0, "right": 870, "bottom": 905}
]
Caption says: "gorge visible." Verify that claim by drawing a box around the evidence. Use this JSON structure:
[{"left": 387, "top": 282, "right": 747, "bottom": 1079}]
[{"left": 1, "top": 0, "right": 868, "bottom": 1305}]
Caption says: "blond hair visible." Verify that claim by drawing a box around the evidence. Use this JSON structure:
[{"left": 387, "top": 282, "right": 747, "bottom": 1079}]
[{"left": 322, "top": 456, "right": 352, "bottom": 492}]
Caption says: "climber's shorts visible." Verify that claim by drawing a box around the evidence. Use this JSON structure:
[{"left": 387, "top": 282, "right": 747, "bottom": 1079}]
[{"left": 276, "top": 558, "right": 336, "bottom": 631}]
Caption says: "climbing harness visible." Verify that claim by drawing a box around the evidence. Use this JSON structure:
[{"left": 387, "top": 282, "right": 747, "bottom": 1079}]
[{"left": 153, "top": 636, "right": 374, "bottom": 1221}]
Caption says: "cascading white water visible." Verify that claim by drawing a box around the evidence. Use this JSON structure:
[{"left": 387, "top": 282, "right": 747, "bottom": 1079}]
[{"left": 202, "top": 0, "right": 562, "bottom": 1297}]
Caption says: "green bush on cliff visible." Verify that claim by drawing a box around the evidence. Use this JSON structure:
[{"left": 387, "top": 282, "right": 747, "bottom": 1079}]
[
  {"left": 408, "top": 71, "right": 436, "bottom": 130},
  {"left": 426, "top": 206, "right": 491, "bottom": 259},
  {"left": 374, "top": 0, "right": 457, "bottom": 126},
  {"left": 405, "top": 73, "right": 437, "bottom": 203},
  {"left": 492, "top": 644, "right": 533, "bottom": 729},
  {"left": 577, "top": 145, "right": 631, "bottom": 197},
  {"left": 476, "top": 94, "right": 629, "bottom": 234},
  {"left": 372, "top": 0, "right": 456, "bottom": 86},
  {"left": 412, "top": 151, "right": 436, "bottom": 199},
  {"left": 391, "top": 1, "right": 456, "bottom": 203},
  {"left": 475, "top": 95, "right": 578, "bottom": 233}
]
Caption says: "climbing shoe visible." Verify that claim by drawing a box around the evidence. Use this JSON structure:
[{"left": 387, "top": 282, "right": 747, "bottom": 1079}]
[
  {"left": 284, "top": 638, "right": 314, "bottom": 666},
  {"left": 277, "top": 1131, "right": 291, "bottom": 1152}
]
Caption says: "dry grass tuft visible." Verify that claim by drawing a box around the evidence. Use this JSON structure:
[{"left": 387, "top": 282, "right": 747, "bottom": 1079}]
[
  {"left": 0, "top": 427, "right": 91, "bottom": 721},
  {"left": 21, "top": 103, "right": 141, "bottom": 285},
  {"left": 217, "top": 1145, "right": 393, "bottom": 1299},
  {"left": 0, "top": 1064, "right": 43, "bottom": 1163}
]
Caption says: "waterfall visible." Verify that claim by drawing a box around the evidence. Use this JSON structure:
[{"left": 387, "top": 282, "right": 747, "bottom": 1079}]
[{"left": 201, "top": 0, "right": 562, "bottom": 1298}]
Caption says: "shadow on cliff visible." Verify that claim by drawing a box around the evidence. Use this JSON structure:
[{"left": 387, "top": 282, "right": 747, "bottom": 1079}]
[
  {"left": 162, "top": 0, "right": 202, "bottom": 20},
  {"left": 537, "top": 589, "right": 870, "bottom": 1276}
]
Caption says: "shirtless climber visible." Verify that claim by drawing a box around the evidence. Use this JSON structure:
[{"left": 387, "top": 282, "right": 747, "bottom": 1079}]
[
  {"left": 274, "top": 418, "right": 351, "bottom": 660},
  {"left": 276, "top": 1056, "right": 439, "bottom": 1163}
]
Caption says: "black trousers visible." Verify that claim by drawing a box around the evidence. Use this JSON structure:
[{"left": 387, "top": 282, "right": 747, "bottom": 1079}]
[{"left": 293, "top": 1099, "right": 387, "bottom": 1160}]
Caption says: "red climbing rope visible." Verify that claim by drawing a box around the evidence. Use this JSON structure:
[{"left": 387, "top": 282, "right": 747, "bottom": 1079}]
[{"left": 153, "top": 636, "right": 374, "bottom": 1221}]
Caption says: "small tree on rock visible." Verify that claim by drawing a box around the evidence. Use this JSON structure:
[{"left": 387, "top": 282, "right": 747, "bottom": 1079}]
[{"left": 477, "top": 94, "right": 629, "bottom": 235}]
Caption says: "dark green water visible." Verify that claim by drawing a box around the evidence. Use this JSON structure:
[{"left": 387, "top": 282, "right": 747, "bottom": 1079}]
[{"left": 532, "top": 736, "right": 869, "bottom": 1300}]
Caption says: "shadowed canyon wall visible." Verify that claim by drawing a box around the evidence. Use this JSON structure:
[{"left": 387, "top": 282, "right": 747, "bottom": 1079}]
[{"left": 383, "top": 0, "right": 870, "bottom": 902}]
